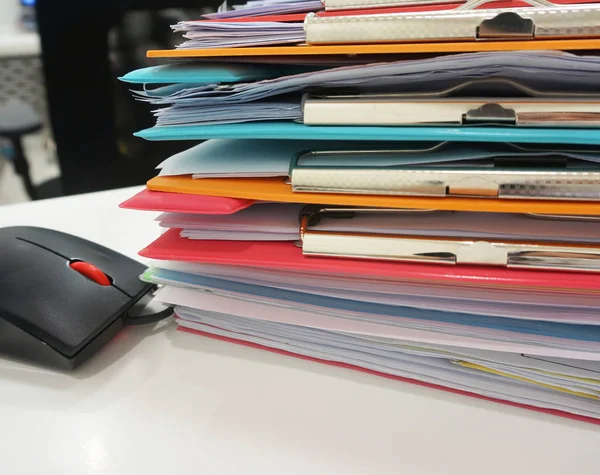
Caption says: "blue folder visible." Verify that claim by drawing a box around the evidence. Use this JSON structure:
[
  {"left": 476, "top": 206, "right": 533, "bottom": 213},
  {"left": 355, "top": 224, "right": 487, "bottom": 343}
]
[
  {"left": 149, "top": 268, "right": 600, "bottom": 342},
  {"left": 135, "top": 122, "right": 600, "bottom": 145}
]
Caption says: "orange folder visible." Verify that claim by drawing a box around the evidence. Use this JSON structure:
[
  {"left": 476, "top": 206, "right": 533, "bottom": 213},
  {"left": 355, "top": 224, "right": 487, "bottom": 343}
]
[
  {"left": 147, "top": 38, "right": 600, "bottom": 59},
  {"left": 147, "top": 175, "right": 600, "bottom": 215}
]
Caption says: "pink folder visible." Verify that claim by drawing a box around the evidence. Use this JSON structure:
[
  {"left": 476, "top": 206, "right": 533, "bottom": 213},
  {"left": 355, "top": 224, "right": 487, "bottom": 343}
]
[
  {"left": 140, "top": 228, "right": 600, "bottom": 292},
  {"left": 119, "top": 189, "right": 255, "bottom": 214}
]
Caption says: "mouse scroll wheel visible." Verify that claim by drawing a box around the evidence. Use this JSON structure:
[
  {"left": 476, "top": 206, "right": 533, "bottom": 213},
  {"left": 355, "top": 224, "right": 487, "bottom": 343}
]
[{"left": 69, "top": 260, "right": 112, "bottom": 286}]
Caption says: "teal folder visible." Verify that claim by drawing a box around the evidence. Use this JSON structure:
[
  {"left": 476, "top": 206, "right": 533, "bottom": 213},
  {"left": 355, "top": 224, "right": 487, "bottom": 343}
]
[
  {"left": 135, "top": 122, "right": 600, "bottom": 145},
  {"left": 119, "top": 63, "right": 321, "bottom": 85}
]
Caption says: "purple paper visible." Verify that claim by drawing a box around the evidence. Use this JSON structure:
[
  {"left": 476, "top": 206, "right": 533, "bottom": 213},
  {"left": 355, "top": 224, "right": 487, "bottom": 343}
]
[{"left": 203, "top": 1, "right": 323, "bottom": 19}]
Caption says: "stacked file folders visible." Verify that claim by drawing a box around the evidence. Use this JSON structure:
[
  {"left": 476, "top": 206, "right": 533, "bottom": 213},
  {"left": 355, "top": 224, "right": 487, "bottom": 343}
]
[
  {"left": 174, "top": 0, "right": 600, "bottom": 49},
  {"left": 119, "top": 0, "right": 600, "bottom": 425},
  {"left": 150, "top": 0, "right": 600, "bottom": 56}
]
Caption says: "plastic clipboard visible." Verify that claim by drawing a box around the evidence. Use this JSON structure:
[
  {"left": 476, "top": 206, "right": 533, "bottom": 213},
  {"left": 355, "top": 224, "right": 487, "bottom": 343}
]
[
  {"left": 146, "top": 175, "right": 600, "bottom": 215},
  {"left": 303, "top": 1, "right": 600, "bottom": 45}
]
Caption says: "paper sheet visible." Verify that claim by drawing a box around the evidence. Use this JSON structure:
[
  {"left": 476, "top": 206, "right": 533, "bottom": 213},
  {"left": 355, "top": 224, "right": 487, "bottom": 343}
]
[
  {"left": 158, "top": 207, "right": 600, "bottom": 244},
  {"left": 148, "top": 260, "right": 600, "bottom": 309},
  {"left": 454, "top": 361, "right": 600, "bottom": 397},
  {"left": 174, "top": 22, "right": 306, "bottom": 49},
  {"left": 150, "top": 275, "right": 600, "bottom": 339},
  {"left": 201, "top": 0, "right": 322, "bottom": 19},
  {"left": 154, "top": 286, "right": 600, "bottom": 360},
  {"left": 175, "top": 308, "right": 600, "bottom": 418},
  {"left": 145, "top": 267, "right": 600, "bottom": 324},
  {"left": 153, "top": 101, "right": 301, "bottom": 126}
]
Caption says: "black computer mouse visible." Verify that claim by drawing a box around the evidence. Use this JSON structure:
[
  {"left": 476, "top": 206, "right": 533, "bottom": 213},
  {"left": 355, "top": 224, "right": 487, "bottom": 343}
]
[{"left": 0, "top": 226, "right": 168, "bottom": 369}]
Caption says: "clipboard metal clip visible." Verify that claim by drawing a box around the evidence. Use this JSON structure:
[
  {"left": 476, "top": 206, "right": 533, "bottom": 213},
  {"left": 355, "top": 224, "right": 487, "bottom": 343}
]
[
  {"left": 461, "top": 0, "right": 548, "bottom": 40},
  {"left": 298, "top": 206, "right": 600, "bottom": 272},
  {"left": 289, "top": 148, "right": 600, "bottom": 200},
  {"left": 464, "top": 103, "right": 516, "bottom": 124},
  {"left": 299, "top": 205, "right": 437, "bottom": 231},
  {"left": 476, "top": 12, "right": 535, "bottom": 40}
]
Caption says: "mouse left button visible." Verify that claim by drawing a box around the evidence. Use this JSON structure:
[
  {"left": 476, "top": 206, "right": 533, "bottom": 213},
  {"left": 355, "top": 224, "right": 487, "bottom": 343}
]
[{"left": 69, "top": 261, "right": 112, "bottom": 286}]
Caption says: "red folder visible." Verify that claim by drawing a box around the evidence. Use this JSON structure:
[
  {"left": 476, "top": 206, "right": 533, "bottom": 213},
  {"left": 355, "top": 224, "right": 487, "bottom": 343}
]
[
  {"left": 119, "top": 189, "right": 254, "bottom": 214},
  {"left": 141, "top": 228, "right": 600, "bottom": 292},
  {"left": 181, "top": 325, "right": 600, "bottom": 425}
]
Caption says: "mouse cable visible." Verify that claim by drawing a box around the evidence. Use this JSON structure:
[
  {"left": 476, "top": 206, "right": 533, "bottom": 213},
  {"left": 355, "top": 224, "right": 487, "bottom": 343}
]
[{"left": 122, "top": 306, "right": 174, "bottom": 326}]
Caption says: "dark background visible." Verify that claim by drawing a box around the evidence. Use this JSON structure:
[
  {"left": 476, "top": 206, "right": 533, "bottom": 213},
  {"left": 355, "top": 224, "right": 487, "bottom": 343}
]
[{"left": 35, "top": 0, "right": 229, "bottom": 195}]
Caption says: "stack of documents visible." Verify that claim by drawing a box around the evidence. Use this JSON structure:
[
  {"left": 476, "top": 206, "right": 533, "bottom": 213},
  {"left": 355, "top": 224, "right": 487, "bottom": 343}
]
[
  {"left": 119, "top": 1, "right": 600, "bottom": 425},
  {"left": 121, "top": 53, "right": 600, "bottom": 132},
  {"left": 170, "top": 0, "right": 600, "bottom": 49}
]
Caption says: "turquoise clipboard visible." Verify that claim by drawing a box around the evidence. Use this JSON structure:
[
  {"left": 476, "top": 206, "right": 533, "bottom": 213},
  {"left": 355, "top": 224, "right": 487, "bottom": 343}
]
[
  {"left": 119, "top": 63, "right": 321, "bottom": 85},
  {"left": 134, "top": 122, "right": 600, "bottom": 145}
]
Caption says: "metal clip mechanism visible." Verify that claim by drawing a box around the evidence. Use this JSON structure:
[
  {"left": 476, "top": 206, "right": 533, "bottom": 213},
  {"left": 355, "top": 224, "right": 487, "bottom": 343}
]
[
  {"left": 477, "top": 12, "right": 535, "bottom": 40},
  {"left": 298, "top": 206, "right": 600, "bottom": 272},
  {"left": 299, "top": 205, "right": 436, "bottom": 239},
  {"left": 463, "top": 103, "right": 517, "bottom": 125},
  {"left": 465, "top": 0, "right": 549, "bottom": 39}
]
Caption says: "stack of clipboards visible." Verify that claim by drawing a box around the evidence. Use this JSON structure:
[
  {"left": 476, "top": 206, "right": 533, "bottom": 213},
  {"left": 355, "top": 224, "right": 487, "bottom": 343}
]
[{"left": 119, "top": 0, "right": 600, "bottom": 425}]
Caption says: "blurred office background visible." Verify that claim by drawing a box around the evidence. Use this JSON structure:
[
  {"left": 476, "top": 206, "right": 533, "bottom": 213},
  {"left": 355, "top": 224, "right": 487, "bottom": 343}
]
[{"left": 0, "top": 0, "right": 222, "bottom": 205}]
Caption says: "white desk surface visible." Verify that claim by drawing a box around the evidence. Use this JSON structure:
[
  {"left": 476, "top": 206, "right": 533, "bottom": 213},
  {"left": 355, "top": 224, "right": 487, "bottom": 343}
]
[{"left": 0, "top": 186, "right": 599, "bottom": 475}]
